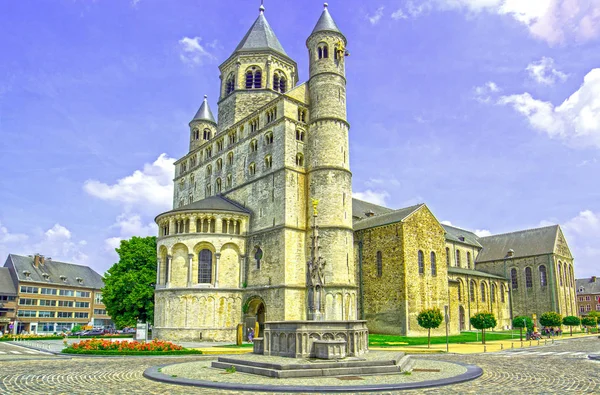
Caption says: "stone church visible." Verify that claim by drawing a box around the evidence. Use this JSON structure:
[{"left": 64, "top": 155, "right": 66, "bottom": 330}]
[{"left": 153, "top": 4, "right": 576, "bottom": 341}]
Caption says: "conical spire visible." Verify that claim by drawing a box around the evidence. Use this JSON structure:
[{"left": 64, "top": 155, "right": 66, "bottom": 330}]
[
  {"left": 311, "top": 3, "right": 343, "bottom": 36},
  {"left": 234, "top": 4, "right": 288, "bottom": 56},
  {"left": 191, "top": 95, "right": 216, "bottom": 124}
]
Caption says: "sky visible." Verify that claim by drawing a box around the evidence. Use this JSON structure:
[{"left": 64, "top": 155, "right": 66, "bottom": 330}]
[{"left": 0, "top": 0, "right": 599, "bottom": 278}]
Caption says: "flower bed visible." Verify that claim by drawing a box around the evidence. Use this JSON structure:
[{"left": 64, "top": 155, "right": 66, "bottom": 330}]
[{"left": 62, "top": 339, "right": 202, "bottom": 355}]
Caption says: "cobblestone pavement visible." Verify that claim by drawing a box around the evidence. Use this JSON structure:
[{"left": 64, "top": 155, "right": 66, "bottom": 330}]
[{"left": 0, "top": 337, "right": 598, "bottom": 394}]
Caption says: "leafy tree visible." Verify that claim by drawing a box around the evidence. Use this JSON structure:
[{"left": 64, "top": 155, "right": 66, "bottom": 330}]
[
  {"left": 539, "top": 312, "right": 562, "bottom": 330},
  {"left": 562, "top": 316, "right": 581, "bottom": 336},
  {"left": 417, "top": 308, "right": 444, "bottom": 348},
  {"left": 588, "top": 311, "right": 600, "bottom": 320},
  {"left": 71, "top": 325, "right": 82, "bottom": 333},
  {"left": 512, "top": 316, "right": 533, "bottom": 341},
  {"left": 470, "top": 312, "right": 497, "bottom": 344},
  {"left": 102, "top": 236, "right": 157, "bottom": 329},
  {"left": 582, "top": 316, "right": 598, "bottom": 329}
]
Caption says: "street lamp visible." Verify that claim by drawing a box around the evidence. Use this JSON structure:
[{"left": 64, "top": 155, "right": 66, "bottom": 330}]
[{"left": 504, "top": 249, "right": 515, "bottom": 328}]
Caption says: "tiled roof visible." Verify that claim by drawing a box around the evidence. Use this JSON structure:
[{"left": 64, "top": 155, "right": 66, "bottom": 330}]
[
  {"left": 353, "top": 203, "right": 424, "bottom": 231},
  {"left": 234, "top": 12, "right": 288, "bottom": 56},
  {"left": 159, "top": 195, "right": 251, "bottom": 218},
  {"left": 0, "top": 267, "right": 17, "bottom": 295},
  {"left": 443, "top": 224, "right": 482, "bottom": 248},
  {"left": 6, "top": 254, "right": 104, "bottom": 289},
  {"left": 448, "top": 266, "right": 506, "bottom": 280},
  {"left": 191, "top": 95, "right": 216, "bottom": 124},
  {"left": 576, "top": 277, "right": 600, "bottom": 294},
  {"left": 476, "top": 225, "right": 559, "bottom": 263},
  {"left": 311, "top": 5, "right": 343, "bottom": 36},
  {"left": 352, "top": 198, "right": 393, "bottom": 221}
]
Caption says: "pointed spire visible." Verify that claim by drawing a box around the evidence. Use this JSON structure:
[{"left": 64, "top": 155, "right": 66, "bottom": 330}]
[
  {"left": 191, "top": 95, "right": 216, "bottom": 124},
  {"left": 233, "top": 4, "right": 288, "bottom": 56},
  {"left": 311, "top": 3, "right": 343, "bottom": 36}
]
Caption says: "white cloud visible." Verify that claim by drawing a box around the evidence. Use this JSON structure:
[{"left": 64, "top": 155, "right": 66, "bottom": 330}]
[
  {"left": 526, "top": 57, "right": 567, "bottom": 85},
  {"left": 368, "top": 6, "right": 385, "bottom": 25},
  {"left": 84, "top": 153, "right": 174, "bottom": 213},
  {"left": 397, "top": 0, "right": 600, "bottom": 44},
  {"left": 391, "top": 9, "right": 408, "bottom": 20},
  {"left": 474, "top": 229, "right": 492, "bottom": 237},
  {"left": 178, "top": 36, "right": 216, "bottom": 65},
  {"left": 104, "top": 237, "right": 123, "bottom": 253},
  {"left": 498, "top": 68, "right": 600, "bottom": 149},
  {"left": 474, "top": 81, "right": 501, "bottom": 103},
  {"left": 0, "top": 221, "right": 28, "bottom": 244},
  {"left": 560, "top": 210, "right": 600, "bottom": 277},
  {"left": 441, "top": 220, "right": 453, "bottom": 226},
  {"left": 353, "top": 190, "right": 390, "bottom": 206}
]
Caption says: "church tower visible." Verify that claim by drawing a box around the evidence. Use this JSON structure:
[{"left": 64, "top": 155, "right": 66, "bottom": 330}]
[
  {"left": 189, "top": 95, "right": 217, "bottom": 152},
  {"left": 306, "top": 4, "right": 356, "bottom": 320},
  {"left": 217, "top": 4, "right": 298, "bottom": 131}
]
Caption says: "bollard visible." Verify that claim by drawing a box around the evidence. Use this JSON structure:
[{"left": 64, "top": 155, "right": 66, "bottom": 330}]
[
  {"left": 511, "top": 342, "right": 514, "bottom": 349},
  {"left": 521, "top": 341, "right": 524, "bottom": 348},
  {"left": 484, "top": 345, "right": 487, "bottom": 353},
  {"left": 501, "top": 343, "right": 504, "bottom": 350}
]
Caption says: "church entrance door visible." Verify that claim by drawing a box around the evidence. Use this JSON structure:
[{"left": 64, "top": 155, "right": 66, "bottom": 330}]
[
  {"left": 459, "top": 306, "right": 465, "bottom": 331},
  {"left": 244, "top": 297, "right": 266, "bottom": 339}
]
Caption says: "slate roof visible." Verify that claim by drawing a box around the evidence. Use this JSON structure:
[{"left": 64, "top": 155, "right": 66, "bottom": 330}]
[
  {"left": 443, "top": 224, "right": 482, "bottom": 248},
  {"left": 447, "top": 266, "right": 506, "bottom": 280},
  {"left": 234, "top": 10, "right": 288, "bottom": 57},
  {"left": 352, "top": 198, "right": 393, "bottom": 221},
  {"left": 5, "top": 254, "right": 104, "bottom": 289},
  {"left": 159, "top": 195, "right": 251, "bottom": 219},
  {"left": 311, "top": 5, "right": 343, "bottom": 36},
  {"left": 191, "top": 95, "right": 216, "bottom": 124},
  {"left": 0, "top": 267, "right": 17, "bottom": 295},
  {"left": 353, "top": 203, "right": 424, "bottom": 231},
  {"left": 576, "top": 277, "right": 600, "bottom": 294},
  {"left": 476, "top": 225, "right": 560, "bottom": 263}
]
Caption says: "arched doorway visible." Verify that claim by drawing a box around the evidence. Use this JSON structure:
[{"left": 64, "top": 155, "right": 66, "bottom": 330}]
[
  {"left": 459, "top": 306, "right": 466, "bottom": 332},
  {"left": 244, "top": 297, "right": 266, "bottom": 339}
]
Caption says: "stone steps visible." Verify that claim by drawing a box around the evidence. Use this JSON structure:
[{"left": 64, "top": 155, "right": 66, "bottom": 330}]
[{"left": 211, "top": 353, "right": 414, "bottom": 379}]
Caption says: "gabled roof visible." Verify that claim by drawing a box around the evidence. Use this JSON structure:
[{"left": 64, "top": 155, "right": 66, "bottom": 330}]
[
  {"left": 234, "top": 8, "right": 288, "bottom": 57},
  {"left": 0, "top": 267, "right": 17, "bottom": 295},
  {"left": 576, "top": 277, "right": 600, "bottom": 294},
  {"left": 159, "top": 195, "right": 251, "bottom": 219},
  {"left": 353, "top": 203, "right": 424, "bottom": 231},
  {"left": 443, "top": 224, "right": 482, "bottom": 248},
  {"left": 5, "top": 254, "right": 104, "bottom": 289},
  {"left": 191, "top": 95, "right": 216, "bottom": 124},
  {"left": 476, "top": 225, "right": 560, "bottom": 263},
  {"left": 311, "top": 4, "right": 343, "bottom": 36},
  {"left": 448, "top": 266, "right": 506, "bottom": 280},
  {"left": 352, "top": 198, "right": 394, "bottom": 221}
]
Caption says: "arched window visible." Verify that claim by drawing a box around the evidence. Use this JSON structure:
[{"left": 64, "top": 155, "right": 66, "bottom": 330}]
[
  {"left": 511, "top": 268, "right": 518, "bottom": 290},
  {"left": 376, "top": 251, "right": 382, "bottom": 277},
  {"left": 198, "top": 249, "right": 212, "bottom": 283},
  {"left": 226, "top": 173, "right": 232, "bottom": 188},
  {"left": 245, "top": 67, "right": 262, "bottom": 89},
  {"left": 216, "top": 158, "right": 223, "bottom": 171},
  {"left": 205, "top": 146, "right": 212, "bottom": 158},
  {"left": 203, "top": 129, "right": 211, "bottom": 140},
  {"left": 227, "top": 151, "right": 234, "bottom": 165},
  {"left": 206, "top": 184, "right": 211, "bottom": 196},
  {"left": 539, "top": 265, "right": 547, "bottom": 286},
  {"left": 206, "top": 165, "right": 212, "bottom": 176},
  {"left": 467, "top": 252, "right": 472, "bottom": 269},
  {"left": 296, "top": 129, "right": 305, "bottom": 142},
  {"left": 446, "top": 247, "right": 450, "bottom": 266},
  {"left": 249, "top": 139, "right": 258, "bottom": 152},
  {"left": 491, "top": 283, "right": 496, "bottom": 303},
  {"left": 525, "top": 267, "right": 533, "bottom": 288},
  {"left": 470, "top": 280, "right": 476, "bottom": 302},
  {"left": 430, "top": 252, "right": 437, "bottom": 276},
  {"left": 318, "top": 47, "right": 322, "bottom": 59},
  {"left": 225, "top": 72, "right": 235, "bottom": 95},
  {"left": 264, "top": 155, "right": 272, "bottom": 169},
  {"left": 295, "top": 153, "right": 304, "bottom": 166},
  {"left": 558, "top": 262, "right": 563, "bottom": 286},
  {"left": 255, "top": 247, "right": 263, "bottom": 269},
  {"left": 193, "top": 129, "right": 199, "bottom": 140},
  {"left": 481, "top": 282, "right": 486, "bottom": 302},
  {"left": 418, "top": 250, "right": 424, "bottom": 275},
  {"left": 279, "top": 76, "right": 287, "bottom": 93},
  {"left": 456, "top": 249, "right": 461, "bottom": 267},
  {"left": 215, "top": 178, "right": 221, "bottom": 193},
  {"left": 273, "top": 73, "right": 279, "bottom": 91},
  {"left": 265, "top": 132, "right": 274, "bottom": 145},
  {"left": 500, "top": 284, "right": 506, "bottom": 302},
  {"left": 249, "top": 162, "right": 256, "bottom": 176}
]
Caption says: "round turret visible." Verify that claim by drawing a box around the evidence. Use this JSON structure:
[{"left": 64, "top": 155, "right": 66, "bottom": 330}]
[{"left": 189, "top": 95, "right": 217, "bottom": 152}]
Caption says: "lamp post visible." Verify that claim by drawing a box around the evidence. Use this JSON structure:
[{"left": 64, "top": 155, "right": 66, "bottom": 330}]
[{"left": 504, "top": 249, "right": 515, "bottom": 328}]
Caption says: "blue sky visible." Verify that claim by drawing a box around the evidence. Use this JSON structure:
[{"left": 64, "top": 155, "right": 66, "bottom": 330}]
[{"left": 1, "top": 0, "right": 599, "bottom": 278}]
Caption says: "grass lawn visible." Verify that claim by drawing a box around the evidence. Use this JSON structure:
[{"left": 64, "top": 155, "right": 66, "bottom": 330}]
[{"left": 369, "top": 330, "right": 536, "bottom": 346}]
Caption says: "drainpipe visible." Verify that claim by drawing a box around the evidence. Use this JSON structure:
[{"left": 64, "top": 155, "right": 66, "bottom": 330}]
[{"left": 358, "top": 238, "right": 364, "bottom": 320}]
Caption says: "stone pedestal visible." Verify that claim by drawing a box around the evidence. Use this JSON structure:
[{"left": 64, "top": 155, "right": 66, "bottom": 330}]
[
  {"left": 253, "top": 337, "right": 264, "bottom": 354},
  {"left": 259, "top": 320, "right": 368, "bottom": 358},
  {"left": 314, "top": 340, "right": 346, "bottom": 359}
]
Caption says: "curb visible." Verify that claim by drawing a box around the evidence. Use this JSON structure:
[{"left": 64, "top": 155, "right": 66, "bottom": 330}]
[{"left": 143, "top": 360, "right": 483, "bottom": 393}]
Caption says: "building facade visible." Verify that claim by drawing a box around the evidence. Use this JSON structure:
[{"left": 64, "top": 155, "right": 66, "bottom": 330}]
[
  {"left": 576, "top": 276, "right": 600, "bottom": 316},
  {"left": 153, "top": 4, "right": 577, "bottom": 341},
  {"left": 0, "top": 267, "right": 17, "bottom": 334},
  {"left": 2, "top": 254, "right": 112, "bottom": 334}
]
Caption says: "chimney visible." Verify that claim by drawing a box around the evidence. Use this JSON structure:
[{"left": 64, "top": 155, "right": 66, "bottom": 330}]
[
  {"left": 365, "top": 210, "right": 375, "bottom": 218},
  {"left": 592, "top": 276, "right": 597, "bottom": 283},
  {"left": 34, "top": 254, "right": 40, "bottom": 268},
  {"left": 40, "top": 255, "right": 45, "bottom": 265},
  {"left": 507, "top": 249, "right": 515, "bottom": 258}
]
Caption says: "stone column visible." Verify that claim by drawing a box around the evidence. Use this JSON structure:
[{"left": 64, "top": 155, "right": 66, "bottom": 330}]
[
  {"left": 266, "top": 58, "right": 272, "bottom": 89},
  {"left": 156, "top": 258, "right": 162, "bottom": 285},
  {"left": 187, "top": 254, "right": 194, "bottom": 287},
  {"left": 166, "top": 255, "right": 172, "bottom": 287},
  {"left": 168, "top": 217, "right": 175, "bottom": 235},
  {"left": 190, "top": 215, "right": 197, "bottom": 233},
  {"left": 239, "top": 255, "right": 246, "bottom": 288},
  {"left": 214, "top": 253, "right": 221, "bottom": 287},
  {"left": 216, "top": 215, "right": 223, "bottom": 233}
]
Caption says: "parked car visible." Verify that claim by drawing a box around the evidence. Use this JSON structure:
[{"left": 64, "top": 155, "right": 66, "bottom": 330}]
[
  {"left": 89, "top": 329, "right": 104, "bottom": 336},
  {"left": 123, "top": 327, "right": 136, "bottom": 334}
]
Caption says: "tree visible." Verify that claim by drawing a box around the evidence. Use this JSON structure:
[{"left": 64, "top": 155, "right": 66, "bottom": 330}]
[
  {"left": 470, "top": 312, "right": 497, "bottom": 344},
  {"left": 562, "top": 316, "right": 581, "bottom": 336},
  {"left": 417, "top": 308, "right": 444, "bottom": 348},
  {"left": 588, "top": 311, "right": 600, "bottom": 321},
  {"left": 582, "top": 316, "right": 598, "bottom": 330},
  {"left": 512, "top": 316, "right": 533, "bottom": 341},
  {"left": 102, "top": 236, "right": 157, "bottom": 329},
  {"left": 539, "top": 312, "right": 562, "bottom": 333}
]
